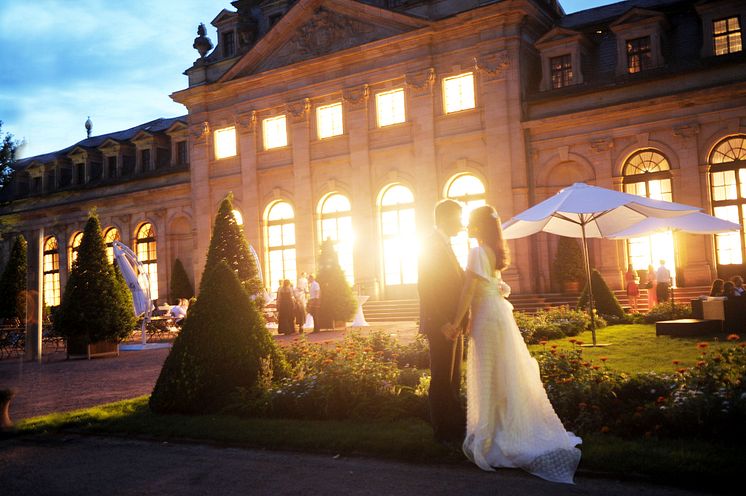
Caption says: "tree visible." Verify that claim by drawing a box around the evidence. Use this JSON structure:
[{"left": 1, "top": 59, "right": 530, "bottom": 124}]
[
  {"left": 202, "top": 193, "right": 262, "bottom": 299},
  {"left": 54, "top": 214, "right": 135, "bottom": 344},
  {"left": 551, "top": 236, "right": 586, "bottom": 291},
  {"left": 0, "top": 235, "right": 27, "bottom": 321},
  {"left": 317, "top": 238, "right": 356, "bottom": 328},
  {"left": 0, "top": 121, "right": 20, "bottom": 194},
  {"left": 149, "top": 261, "right": 286, "bottom": 414},
  {"left": 170, "top": 258, "right": 194, "bottom": 301},
  {"left": 577, "top": 268, "right": 625, "bottom": 319}
]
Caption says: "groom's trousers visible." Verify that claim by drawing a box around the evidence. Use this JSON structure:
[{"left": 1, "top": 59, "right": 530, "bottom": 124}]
[{"left": 427, "top": 331, "right": 466, "bottom": 442}]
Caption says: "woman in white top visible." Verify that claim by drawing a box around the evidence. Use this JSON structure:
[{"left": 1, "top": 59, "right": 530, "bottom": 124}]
[
  {"left": 170, "top": 298, "right": 189, "bottom": 323},
  {"left": 448, "top": 205, "right": 581, "bottom": 484}
]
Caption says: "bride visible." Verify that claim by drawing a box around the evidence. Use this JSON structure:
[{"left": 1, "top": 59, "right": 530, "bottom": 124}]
[{"left": 447, "top": 205, "right": 582, "bottom": 484}]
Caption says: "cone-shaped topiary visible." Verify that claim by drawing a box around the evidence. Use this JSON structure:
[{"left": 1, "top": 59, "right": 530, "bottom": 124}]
[
  {"left": 552, "top": 236, "right": 586, "bottom": 291},
  {"left": 54, "top": 214, "right": 135, "bottom": 344},
  {"left": 169, "top": 258, "right": 194, "bottom": 301},
  {"left": 317, "top": 238, "right": 356, "bottom": 328},
  {"left": 149, "top": 261, "right": 287, "bottom": 414},
  {"left": 203, "top": 193, "right": 263, "bottom": 300},
  {"left": 577, "top": 268, "right": 625, "bottom": 319},
  {"left": 0, "top": 235, "right": 27, "bottom": 321}
]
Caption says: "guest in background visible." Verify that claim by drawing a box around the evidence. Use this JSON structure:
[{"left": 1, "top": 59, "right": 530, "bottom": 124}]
[
  {"left": 656, "top": 260, "right": 672, "bottom": 303},
  {"left": 297, "top": 272, "right": 309, "bottom": 297},
  {"left": 724, "top": 281, "right": 739, "bottom": 299},
  {"left": 646, "top": 264, "right": 658, "bottom": 310},
  {"left": 170, "top": 298, "right": 189, "bottom": 324},
  {"left": 625, "top": 264, "right": 640, "bottom": 312},
  {"left": 732, "top": 276, "right": 745, "bottom": 296},
  {"left": 277, "top": 279, "right": 296, "bottom": 335},
  {"left": 709, "top": 279, "right": 725, "bottom": 297},
  {"left": 294, "top": 285, "right": 306, "bottom": 334},
  {"left": 308, "top": 274, "right": 321, "bottom": 333}
]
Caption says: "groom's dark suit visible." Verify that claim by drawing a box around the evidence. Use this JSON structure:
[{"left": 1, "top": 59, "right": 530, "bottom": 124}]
[{"left": 418, "top": 229, "right": 467, "bottom": 442}]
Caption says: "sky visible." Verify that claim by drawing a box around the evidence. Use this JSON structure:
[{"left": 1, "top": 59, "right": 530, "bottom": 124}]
[{"left": 0, "top": 0, "right": 613, "bottom": 159}]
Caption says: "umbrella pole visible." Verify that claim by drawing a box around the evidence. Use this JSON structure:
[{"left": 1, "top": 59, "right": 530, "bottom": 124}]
[{"left": 581, "top": 221, "right": 597, "bottom": 346}]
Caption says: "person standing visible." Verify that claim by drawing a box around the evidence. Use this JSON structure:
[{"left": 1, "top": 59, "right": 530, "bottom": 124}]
[
  {"left": 297, "top": 272, "right": 309, "bottom": 297},
  {"left": 308, "top": 274, "right": 321, "bottom": 333},
  {"left": 277, "top": 280, "right": 296, "bottom": 335},
  {"left": 646, "top": 264, "right": 658, "bottom": 310},
  {"left": 294, "top": 285, "right": 306, "bottom": 334},
  {"left": 656, "top": 260, "right": 672, "bottom": 303},
  {"left": 625, "top": 264, "right": 640, "bottom": 312},
  {"left": 417, "top": 199, "right": 467, "bottom": 445}
]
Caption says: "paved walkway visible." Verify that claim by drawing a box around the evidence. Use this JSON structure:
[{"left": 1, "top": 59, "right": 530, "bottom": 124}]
[{"left": 0, "top": 435, "right": 721, "bottom": 496}]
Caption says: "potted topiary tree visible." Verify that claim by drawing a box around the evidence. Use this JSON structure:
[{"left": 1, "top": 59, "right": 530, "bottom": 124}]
[
  {"left": 317, "top": 238, "right": 356, "bottom": 330},
  {"left": 54, "top": 213, "right": 135, "bottom": 359},
  {"left": 0, "top": 235, "right": 27, "bottom": 323},
  {"left": 169, "top": 258, "right": 194, "bottom": 302},
  {"left": 552, "top": 236, "right": 586, "bottom": 293}
]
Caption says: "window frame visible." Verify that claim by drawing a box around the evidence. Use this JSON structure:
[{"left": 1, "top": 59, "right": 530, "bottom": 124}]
[
  {"left": 375, "top": 88, "right": 406, "bottom": 128},
  {"left": 262, "top": 115, "right": 288, "bottom": 151},
  {"left": 442, "top": 72, "right": 476, "bottom": 114},
  {"left": 214, "top": 126, "right": 238, "bottom": 160}
]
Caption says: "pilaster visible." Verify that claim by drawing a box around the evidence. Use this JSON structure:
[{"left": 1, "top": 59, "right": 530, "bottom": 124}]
[
  {"left": 287, "top": 98, "right": 314, "bottom": 274},
  {"left": 189, "top": 121, "right": 212, "bottom": 291}
]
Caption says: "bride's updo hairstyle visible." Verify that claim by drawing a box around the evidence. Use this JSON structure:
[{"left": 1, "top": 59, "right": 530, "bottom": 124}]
[{"left": 469, "top": 205, "right": 510, "bottom": 271}]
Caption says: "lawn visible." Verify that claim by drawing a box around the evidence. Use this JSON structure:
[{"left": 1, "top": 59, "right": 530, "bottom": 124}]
[{"left": 527, "top": 324, "right": 736, "bottom": 373}]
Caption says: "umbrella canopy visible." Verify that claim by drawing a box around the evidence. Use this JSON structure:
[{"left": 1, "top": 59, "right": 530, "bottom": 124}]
[
  {"left": 607, "top": 212, "right": 741, "bottom": 238},
  {"left": 502, "top": 183, "right": 699, "bottom": 240},
  {"left": 113, "top": 241, "right": 155, "bottom": 346}
]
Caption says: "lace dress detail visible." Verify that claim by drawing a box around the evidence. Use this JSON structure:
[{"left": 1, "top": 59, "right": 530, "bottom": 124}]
[{"left": 462, "top": 246, "right": 582, "bottom": 484}]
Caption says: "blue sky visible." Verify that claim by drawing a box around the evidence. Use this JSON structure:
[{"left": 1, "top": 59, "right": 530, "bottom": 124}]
[{"left": 0, "top": 0, "right": 612, "bottom": 159}]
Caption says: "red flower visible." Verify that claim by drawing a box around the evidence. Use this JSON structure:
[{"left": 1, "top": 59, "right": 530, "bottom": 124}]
[
  {"left": 600, "top": 357, "right": 608, "bottom": 362},
  {"left": 568, "top": 338, "right": 577, "bottom": 344},
  {"left": 539, "top": 340, "right": 548, "bottom": 346},
  {"left": 671, "top": 360, "right": 680, "bottom": 365},
  {"left": 656, "top": 396, "right": 666, "bottom": 404},
  {"left": 727, "top": 334, "right": 740, "bottom": 341},
  {"left": 576, "top": 340, "right": 584, "bottom": 346},
  {"left": 592, "top": 365, "right": 600, "bottom": 370},
  {"left": 697, "top": 342, "right": 709, "bottom": 349},
  {"left": 697, "top": 360, "right": 706, "bottom": 367},
  {"left": 677, "top": 367, "right": 687, "bottom": 374},
  {"left": 551, "top": 344, "right": 558, "bottom": 349},
  {"left": 600, "top": 426, "right": 610, "bottom": 433},
  {"left": 578, "top": 402, "right": 587, "bottom": 410}
]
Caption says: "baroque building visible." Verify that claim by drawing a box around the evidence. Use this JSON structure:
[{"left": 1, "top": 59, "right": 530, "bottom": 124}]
[{"left": 1, "top": 0, "right": 745, "bottom": 312}]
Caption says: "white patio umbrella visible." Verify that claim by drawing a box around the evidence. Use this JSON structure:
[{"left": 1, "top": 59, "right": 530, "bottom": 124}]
[
  {"left": 113, "top": 241, "right": 154, "bottom": 346},
  {"left": 501, "top": 182, "right": 699, "bottom": 345},
  {"left": 606, "top": 211, "right": 741, "bottom": 238}
]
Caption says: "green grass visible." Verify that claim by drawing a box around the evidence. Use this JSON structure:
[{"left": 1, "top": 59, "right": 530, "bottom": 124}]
[
  {"left": 528, "top": 324, "right": 735, "bottom": 373},
  {"left": 12, "top": 396, "right": 741, "bottom": 491}
]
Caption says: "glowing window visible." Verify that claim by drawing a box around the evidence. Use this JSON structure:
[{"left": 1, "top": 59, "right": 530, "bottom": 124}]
[
  {"left": 265, "top": 201, "right": 297, "bottom": 290},
  {"left": 443, "top": 73, "right": 476, "bottom": 113},
  {"left": 319, "top": 193, "right": 354, "bottom": 284},
  {"left": 136, "top": 223, "right": 158, "bottom": 299},
  {"left": 214, "top": 126, "right": 237, "bottom": 159},
  {"left": 379, "top": 184, "right": 417, "bottom": 286},
  {"left": 263, "top": 115, "right": 287, "bottom": 150},
  {"left": 43, "top": 237, "right": 61, "bottom": 307},
  {"left": 714, "top": 17, "right": 742, "bottom": 56},
  {"left": 69, "top": 231, "right": 83, "bottom": 270},
  {"left": 710, "top": 136, "right": 746, "bottom": 265},
  {"left": 317, "top": 102, "right": 344, "bottom": 139},
  {"left": 376, "top": 89, "right": 405, "bottom": 127},
  {"left": 446, "top": 174, "right": 487, "bottom": 268},
  {"left": 104, "top": 227, "right": 121, "bottom": 264}
]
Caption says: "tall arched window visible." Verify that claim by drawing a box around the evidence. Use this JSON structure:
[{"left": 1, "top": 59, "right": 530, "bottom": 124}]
[
  {"left": 318, "top": 193, "right": 354, "bottom": 284},
  {"left": 136, "top": 223, "right": 159, "bottom": 299},
  {"left": 69, "top": 231, "right": 83, "bottom": 269},
  {"left": 623, "top": 149, "right": 676, "bottom": 279},
  {"left": 379, "top": 184, "right": 417, "bottom": 286},
  {"left": 104, "top": 227, "right": 120, "bottom": 264},
  {"left": 445, "top": 174, "right": 486, "bottom": 267},
  {"left": 265, "top": 201, "right": 297, "bottom": 290},
  {"left": 710, "top": 136, "right": 746, "bottom": 266},
  {"left": 43, "top": 236, "right": 61, "bottom": 307}
]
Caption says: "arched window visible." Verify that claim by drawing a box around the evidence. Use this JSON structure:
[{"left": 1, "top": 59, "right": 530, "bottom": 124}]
[
  {"left": 710, "top": 136, "right": 746, "bottom": 265},
  {"left": 623, "top": 149, "right": 676, "bottom": 279},
  {"left": 265, "top": 201, "right": 297, "bottom": 290},
  {"left": 445, "top": 174, "right": 486, "bottom": 267},
  {"left": 69, "top": 231, "right": 83, "bottom": 269},
  {"left": 104, "top": 227, "right": 120, "bottom": 264},
  {"left": 379, "top": 184, "right": 417, "bottom": 286},
  {"left": 318, "top": 193, "right": 354, "bottom": 284},
  {"left": 136, "top": 223, "right": 159, "bottom": 299},
  {"left": 43, "top": 237, "right": 61, "bottom": 307}
]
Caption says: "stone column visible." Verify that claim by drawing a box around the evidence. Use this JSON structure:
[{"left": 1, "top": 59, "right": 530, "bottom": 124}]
[
  {"left": 189, "top": 120, "right": 212, "bottom": 291},
  {"left": 343, "top": 85, "right": 378, "bottom": 297},
  {"left": 288, "top": 98, "right": 314, "bottom": 275},
  {"left": 237, "top": 111, "right": 263, "bottom": 284},
  {"left": 24, "top": 227, "right": 44, "bottom": 363}
]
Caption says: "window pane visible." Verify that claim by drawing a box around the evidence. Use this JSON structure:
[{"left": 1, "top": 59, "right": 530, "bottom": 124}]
[
  {"left": 317, "top": 102, "right": 343, "bottom": 139},
  {"left": 214, "top": 127, "right": 237, "bottom": 159},
  {"left": 712, "top": 170, "right": 737, "bottom": 200},
  {"left": 376, "top": 89, "right": 405, "bottom": 127},
  {"left": 444, "top": 73, "right": 475, "bottom": 113},
  {"left": 263, "top": 115, "right": 287, "bottom": 150}
]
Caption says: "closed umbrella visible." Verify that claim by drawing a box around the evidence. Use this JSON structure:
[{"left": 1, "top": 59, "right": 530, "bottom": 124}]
[
  {"left": 502, "top": 182, "right": 699, "bottom": 345},
  {"left": 113, "top": 241, "right": 154, "bottom": 346}
]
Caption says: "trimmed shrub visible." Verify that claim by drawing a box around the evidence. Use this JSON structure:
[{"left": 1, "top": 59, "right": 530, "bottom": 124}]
[
  {"left": 150, "top": 261, "right": 286, "bottom": 414},
  {"left": 317, "top": 238, "right": 356, "bottom": 327},
  {"left": 54, "top": 214, "right": 135, "bottom": 344},
  {"left": 578, "top": 268, "right": 625, "bottom": 319},
  {"left": 514, "top": 306, "right": 603, "bottom": 344},
  {"left": 169, "top": 258, "right": 194, "bottom": 301},
  {"left": 552, "top": 236, "right": 586, "bottom": 291},
  {"left": 643, "top": 303, "right": 692, "bottom": 323},
  {"left": 0, "top": 235, "right": 26, "bottom": 321}
]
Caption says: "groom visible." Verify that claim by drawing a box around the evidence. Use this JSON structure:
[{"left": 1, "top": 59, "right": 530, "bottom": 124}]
[{"left": 418, "top": 199, "right": 467, "bottom": 445}]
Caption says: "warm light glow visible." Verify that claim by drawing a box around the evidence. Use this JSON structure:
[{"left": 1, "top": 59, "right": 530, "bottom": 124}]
[
  {"left": 104, "top": 227, "right": 121, "bottom": 264},
  {"left": 710, "top": 136, "right": 746, "bottom": 265},
  {"left": 319, "top": 193, "right": 354, "bottom": 284},
  {"left": 43, "top": 236, "right": 60, "bottom": 307},
  {"left": 69, "top": 231, "right": 83, "bottom": 269},
  {"left": 714, "top": 17, "right": 742, "bottom": 56},
  {"left": 232, "top": 209, "right": 243, "bottom": 226},
  {"left": 376, "top": 89, "right": 405, "bottom": 127},
  {"left": 446, "top": 174, "right": 486, "bottom": 267},
  {"left": 380, "top": 184, "right": 417, "bottom": 286},
  {"left": 443, "top": 72, "right": 475, "bottom": 113},
  {"left": 214, "top": 126, "right": 237, "bottom": 159},
  {"left": 263, "top": 115, "right": 287, "bottom": 150},
  {"left": 317, "top": 102, "right": 344, "bottom": 139},
  {"left": 136, "top": 223, "right": 158, "bottom": 299},
  {"left": 265, "top": 201, "right": 297, "bottom": 290},
  {"left": 714, "top": 206, "right": 743, "bottom": 264}
]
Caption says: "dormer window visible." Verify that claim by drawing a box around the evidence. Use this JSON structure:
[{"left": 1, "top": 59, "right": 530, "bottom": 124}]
[
  {"left": 107, "top": 156, "right": 117, "bottom": 178},
  {"left": 535, "top": 27, "right": 589, "bottom": 91},
  {"left": 141, "top": 148, "right": 151, "bottom": 171},
  {"left": 610, "top": 8, "right": 667, "bottom": 76},
  {"left": 626, "top": 36, "right": 652, "bottom": 73},
  {"left": 222, "top": 31, "right": 235, "bottom": 57},
  {"left": 550, "top": 54, "right": 573, "bottom": 88},
  {"left": 714, "top": 16, "right": 742, "bottom": 55}
]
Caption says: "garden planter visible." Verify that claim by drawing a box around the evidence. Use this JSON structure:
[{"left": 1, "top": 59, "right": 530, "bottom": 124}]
[{"left": 67, "top": 337, "right": 119, "bottom": 360}]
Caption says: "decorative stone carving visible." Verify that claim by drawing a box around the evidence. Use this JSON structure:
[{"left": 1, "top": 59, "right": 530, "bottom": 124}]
[
  {"left": 342, "top": 84, "right": 370, "bottom": 110},
  {"left": 473, "top": 52, "right": 510, "bottom": 80},
  {"left": 590, "top": 137, "right": 613, "bottom": 152},
  {"left": 193, "top": 23, "right": 213, "bottom": 59},
  {"left": 235, "top": 111, "right": 257, "bottom": 133},
  {"left": 191, "top": 121, "right": 211, "bottom": 143},
  {"left": 673, "top": 123, "right": 699, "bottom": 138},
  {"left": 405, "top": 68, "right": 436, "bottom": 97},
  {"left": 286, "top": 98, "right": 311, "bottom": 123}
]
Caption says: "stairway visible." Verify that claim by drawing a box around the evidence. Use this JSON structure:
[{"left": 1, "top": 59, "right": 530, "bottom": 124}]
[{"left": 360, "top": 285, "right": 712, "bottom": 322}]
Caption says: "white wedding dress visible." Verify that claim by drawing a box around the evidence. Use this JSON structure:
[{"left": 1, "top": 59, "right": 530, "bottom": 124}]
[{"left": 462, "top": 246, "right": 582, "bottom": 484}]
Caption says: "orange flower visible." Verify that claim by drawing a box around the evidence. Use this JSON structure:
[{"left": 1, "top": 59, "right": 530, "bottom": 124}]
[
  {"left": 576, "top": 340, "right": 584, "bottom": 346},
  {"left": 677, "top": 367, "right": 687, "bottom": 374},
  {"left": 696, "top": 342, "right": 709, "bottom": 349},
  {"left": 644, "top": 431, "right": 653, "bottom": 439},
  {"left": 592, "top": 365, "right": 600, "bottom": 370},
  {"left": 322, "top": 358, "right": 333, "bottom": 365},
  {"left": 539, "top": 340, "right": 548, "bottom": 346},
  {"left": 727, "top": 334, "right": 740, "bottom": 341},
  {"left": 697, "top": 360, "right": 706, "bottom": 367},
  {"left": 600, "top": 357, "right": 608, "bottom": 362},
  {"left": 671, "top": 360, "right": 680, "bottom": 365},
  {"left": 568, "top": 338, "right": 577, "bottom": 344},
  {"left": 600, "top": 426, "right": 610, "bottom": 433}
]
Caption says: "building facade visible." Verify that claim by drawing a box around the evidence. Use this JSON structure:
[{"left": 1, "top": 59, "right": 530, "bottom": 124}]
[{"left": 1, "top": 0, "right": 745, "bottom": 310}]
